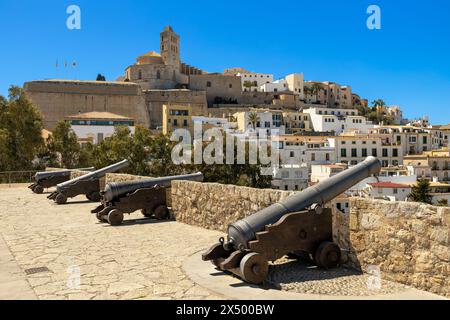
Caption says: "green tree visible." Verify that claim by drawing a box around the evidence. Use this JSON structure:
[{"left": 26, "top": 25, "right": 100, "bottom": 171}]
[
  {"left": 96, "top": 74, "right": 106, "bottom": 81},
  {"left": 310, "top": 83, "right": 322, "bottom": 102},
  {"left": 247, "top": 112, "right": 260, "bottom": 130},
  {"left": 47, "top": 121, "right": 81, "bottom": 168},
  {"left": 409, "top": 179, "right": 433, "bottom": 204},
  {"left": 436, "top": 199, "right": 448, "bottom": 207},
  {"left": 243, "top": 81, "right": 254, "bottom": 92},
  {"left": 0, "top": 86, "right": 44, "bottom": 171},
  {"left": 372, "top": 99, "right": 386, "bottom": 107}
]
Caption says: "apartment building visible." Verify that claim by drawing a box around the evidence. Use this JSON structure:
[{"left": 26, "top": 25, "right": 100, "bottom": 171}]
[
  {"left": 303, "top": 81, "right": 353, "bottom": 108},
  {"left": 282, "top": 111, "right": 312, "bottom": 134},
  {"left": 274, "top": 135, "right": 335, "bottom": 167},
  {"left": 404, "top": 148, "right": 450, "bottom": 182},
  {"left": 224, "top": 68, "right": 274, "bottom": 92},
  {"left": 271, "top": 164, "right": 309, "bottom": 191},
  {"left": 310, "top": 163, "right": 347, "bottom": 183},
  {"left": 234, "top": 110, "right": 286, "bottom": 136},
  {"left": 328, "top": 134, "right": 403, "bottom": 167},
  {"left": 371, "top": 126, "right": 433, "bottom": 156},
  {"left": 366, "top": 182, "right": 412, "bottom": 201},
  {"left": 285, "top": 73, "right": 305, "bottom": 99},
  {"left": 304, "top": 107, "right": 374, "bottom": 134}
]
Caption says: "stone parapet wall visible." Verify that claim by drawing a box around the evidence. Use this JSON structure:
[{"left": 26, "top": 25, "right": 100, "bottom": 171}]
[
  {"left": 104, "top": 173, "right": 152, "bottom": 185},
  {"left": 347, "top": 198, "right": 450, "bottom": 298},
  {"left": 171, "top": 180, "right": 449, "bottom": 298},
  {"left": 171, "top": 181, "right": 295, "bottom": 233}
]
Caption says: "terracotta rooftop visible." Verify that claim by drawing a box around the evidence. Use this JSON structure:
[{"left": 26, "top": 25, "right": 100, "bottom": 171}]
[
  {"left": 369, "top": 182, "right": 411, "bottom": 189},
  {"left": 66, "top": 112, "right": 134, "bottom": 121}
]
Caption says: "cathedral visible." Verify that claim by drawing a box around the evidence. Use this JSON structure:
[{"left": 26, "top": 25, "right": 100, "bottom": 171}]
[{"left": 124, "top": 26, "right": 206, "bottom": 90}]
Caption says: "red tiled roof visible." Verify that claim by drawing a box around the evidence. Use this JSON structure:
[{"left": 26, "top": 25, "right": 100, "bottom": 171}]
[{"left": 368, "top": 182, "right": 411, "bottom": 189}]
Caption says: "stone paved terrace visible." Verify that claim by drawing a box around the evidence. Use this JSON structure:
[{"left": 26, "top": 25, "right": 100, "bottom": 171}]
[{"left": 0, "top": 185, "right": 446, "bottom": 300}]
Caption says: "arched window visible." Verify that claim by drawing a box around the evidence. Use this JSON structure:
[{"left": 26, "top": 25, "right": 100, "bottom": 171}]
[{"left": 157, "top": 70, "right": 161, "bottom": 80}]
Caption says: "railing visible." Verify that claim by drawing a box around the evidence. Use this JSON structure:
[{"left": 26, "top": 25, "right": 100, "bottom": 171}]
[{"left": 0, "top": 171, "right": 37, "bottom": 185}]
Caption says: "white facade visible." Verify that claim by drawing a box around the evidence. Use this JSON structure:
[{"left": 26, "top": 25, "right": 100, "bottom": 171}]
[
  {"left": 67, "top": 112, "right": 135, "bottom": 145},
  {"left": 276, "top": 138, "right": 335, "bottom": 167},
  {"left": 234, "top": 111, "right": 286, "bottom": 136},
  {"left": 304, "top": 108, "right": 374, "bottom": 134},
  {"left": 260, "top": 79, "right": 288, "bottom": 93},
  {"left": 366, "top": 182, "right": 412, "bottom": 201},
  {"left": 272, "top": 164, "right": 309, "bottom": 191},
  {"left": 237, "top": 72, "right": 274, "bottom": 92},
  {"left": 310, "top": 164, "right": 347, "bottom": 183}
]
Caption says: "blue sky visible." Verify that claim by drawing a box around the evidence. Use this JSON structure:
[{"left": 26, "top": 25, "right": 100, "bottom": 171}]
[{"left": 0, "top": 0, "right": 449, "bottom": 124}]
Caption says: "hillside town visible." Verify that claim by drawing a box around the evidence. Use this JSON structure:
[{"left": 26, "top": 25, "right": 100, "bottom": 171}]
[{"left": 20, "top": 26, "right": 450, "bottom": 208}]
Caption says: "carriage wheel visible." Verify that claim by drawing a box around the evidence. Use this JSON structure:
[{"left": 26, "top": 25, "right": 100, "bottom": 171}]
[
  {"left": 55, "top": 193, "right": 68, "bottom": 205},
  {"left": 87, "top": 191, "right": 101, "bottom": 202},
  {"left": 239, "top": 252, "right": 268, "bottom": 285},
  {"left": 154, "top": 205, "right": 170, "bottom": 220},
  {"left": 33, "top": 185, "right": 44, "bottom": 194},
  {"left": 141, "top": 208, "right": 153, "bottom": 218},
  {"left": 107, "top": 209, "right": 124, "bottom": 226},
  {"left": 314, "top": 242, "right": 341, "bottom": 269}
]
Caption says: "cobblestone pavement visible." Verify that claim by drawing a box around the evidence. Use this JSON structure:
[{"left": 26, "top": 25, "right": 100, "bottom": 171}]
[
  {"left": 0, "top": 186, "right": 225, "bottom": 300},
  {"left": 268, "top": 258, "right": 409, "bottom": 296}
]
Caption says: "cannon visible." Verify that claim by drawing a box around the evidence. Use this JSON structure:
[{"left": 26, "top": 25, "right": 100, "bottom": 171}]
[
  {"left": 91, "top": 172, "right": 204, "bottom": 226},
  {"left": 48, "top": 160, "right": 130, "bottom": 205},
  {"left": 202, "top": 156, "right": 382, "bottom": 284},
  {"left": 28, "top": 168, "right": 95, "bottom": 194}
]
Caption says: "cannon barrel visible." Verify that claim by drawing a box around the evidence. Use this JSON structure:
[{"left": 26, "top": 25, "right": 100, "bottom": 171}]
[
  {"left": 35, "top": 168, "right": 95, "bottom": 182},
  {"left": 226, "top": 156, "right": 382, "bottom": 250},
  {"left": 56, "top": 160, "right": 129, "bottom": 192},
  {"left": 102, "top": 172, "right": 204, "bottom": 202}
]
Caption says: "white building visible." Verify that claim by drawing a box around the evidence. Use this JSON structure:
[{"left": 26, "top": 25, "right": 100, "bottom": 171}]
[
  {"left": 234, "top": 110, "right": 286, "bottom": 136},
  {"left": 66, "top": 112, "right": 135, "bottom": 145},
  {"left": 304, "top": 107, "right": 374, "bottom": 134},
  {"left": 274, "top": 136, "right": 335, "bottom": 167},
  {"left": 272, "top": 164, "right": 309, "bottom": 191},
  {"left": 366, "top": 182, "right": 412, "bottom": 201},
  {"left": 311, "top": 164, "right": 347, "bottom": 183},
  {"left": 260, "top": 79, "right": 289, "bottom": 93},
  {"left": 224, "top": 68, "right": 273, "bottom": 92}
]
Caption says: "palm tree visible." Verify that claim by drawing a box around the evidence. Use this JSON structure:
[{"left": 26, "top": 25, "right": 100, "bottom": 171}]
[
  {"left": 372, "top": 99, "right": 386, "bottom": 107},
  {"left": 247, "top": 112, "right": 260, "bottom": 130}
]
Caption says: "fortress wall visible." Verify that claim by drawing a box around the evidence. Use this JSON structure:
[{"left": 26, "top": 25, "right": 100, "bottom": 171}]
[{"left": 24, "top": 81, "right": 149, "bottom": 130}]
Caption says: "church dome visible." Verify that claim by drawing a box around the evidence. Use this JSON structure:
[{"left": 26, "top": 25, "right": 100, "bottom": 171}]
[{"left": 136, "top": 51, "right": 164, "bottom": 65}]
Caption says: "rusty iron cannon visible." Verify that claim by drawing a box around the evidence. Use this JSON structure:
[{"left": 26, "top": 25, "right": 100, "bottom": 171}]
[
  {"left": 29, "top": 168, "right": 95, "bottom": 194},
  {"left": 91, "top": 172, "right": 204, "bottom": 226},
  {"left": 202, "top": 157, "right": 382, "bottom": 284},
  {"left": 48, "top": 160, "right": 129, "bottom": 205}
]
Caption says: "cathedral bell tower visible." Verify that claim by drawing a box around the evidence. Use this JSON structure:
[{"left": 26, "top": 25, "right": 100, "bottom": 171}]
[{"left": 160, "top": 26, "right": 180, "bottom": 68}]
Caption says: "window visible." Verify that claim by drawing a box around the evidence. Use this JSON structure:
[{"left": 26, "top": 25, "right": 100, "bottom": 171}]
[
  {"left": 290, "top": 151, "right": 295, "bottom": 158},
  {"left": 326, "top": 153, "right": 330, "bottom": 161},
  {"left": 173, "top": 119, "right": 178, "bottom": 126},
  {"left": 362, "top": 148, "right": 368, "bottom": 157},
  {"left": 229, "top": 83, "right": 233, "bottom": 88},
  {"left": 341, "top": 149, "right": 347, "bottom": 157},
  {"left": 138, "top": 70, "right": 142, "bottom": 80},
  {"left": 156, "top": 70, "right": 161, "bottom": 80},
  {"left": 393, "top": 149, "right": 399, "bottom": 157},
  {"left": 311, "top": 153, "right": 316, "bottom": 161},
  {"left": 206, "top": 81, "right": 212, "bottom": 87},
  {"left": 423, "top": 136, "right": 428, "bottom": 144},
  {"left": 393, "top": 188, "right": 398, "bottom": 194},
  {"left": 183, "top": 120, "right": 188, "bottom": 127},
  {"left": 352, "top": 149, "right": 357, "bottom": 157},
  {"left": 372, "top": 149, "right": 378, "bottom": 157},
  {"left": 382, "top": 149, "right": 388, "bottom": 157}
]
